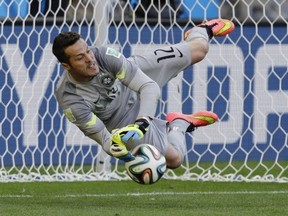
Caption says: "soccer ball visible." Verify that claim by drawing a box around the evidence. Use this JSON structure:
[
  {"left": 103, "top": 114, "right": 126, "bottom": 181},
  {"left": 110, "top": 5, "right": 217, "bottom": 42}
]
[{"left": 125, "top": 144, "right": 166, "bottom": 185}]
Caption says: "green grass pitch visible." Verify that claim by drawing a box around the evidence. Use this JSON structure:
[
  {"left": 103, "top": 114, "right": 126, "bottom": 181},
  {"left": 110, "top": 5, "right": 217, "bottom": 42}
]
[{"left": 0, "top": 180, "right": 287, "bottom": 216}]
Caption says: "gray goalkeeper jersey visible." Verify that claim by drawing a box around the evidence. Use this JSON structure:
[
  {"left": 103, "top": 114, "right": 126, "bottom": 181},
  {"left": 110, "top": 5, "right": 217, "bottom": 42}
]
[{"left": 56, "top": 42, "right": 191, "bottom": 155}]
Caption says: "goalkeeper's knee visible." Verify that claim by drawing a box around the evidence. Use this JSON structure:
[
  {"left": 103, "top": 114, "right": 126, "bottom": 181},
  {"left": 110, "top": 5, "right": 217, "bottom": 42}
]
[{"left": 164, "top": 145, "right": 183, "bottom": 169}]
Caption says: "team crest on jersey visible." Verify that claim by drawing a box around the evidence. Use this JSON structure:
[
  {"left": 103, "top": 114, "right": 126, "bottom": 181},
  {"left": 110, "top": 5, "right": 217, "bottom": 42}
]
[
  {"left": 106, "top": 47, "right": 121, "bottom": 58},
  {"left": 100, "top": 73, "right": 115, "bottom": 87}
]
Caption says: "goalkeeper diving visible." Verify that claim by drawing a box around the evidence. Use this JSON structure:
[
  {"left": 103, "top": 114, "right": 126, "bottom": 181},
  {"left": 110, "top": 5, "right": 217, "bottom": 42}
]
[{"left": 52, "top": 19, "right": 235, "bottom": 169}]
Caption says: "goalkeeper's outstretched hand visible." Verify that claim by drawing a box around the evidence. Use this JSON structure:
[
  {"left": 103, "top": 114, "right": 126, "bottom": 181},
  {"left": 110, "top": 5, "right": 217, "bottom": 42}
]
[
  {"left": 110, "top": 130, "right": 135, "bottom": 162},
  {"left": 109, "top": 117, "right": 150, "bottom": 162},
  {"left": 120, "top": 117, "right": 150, "bottom": 142}
]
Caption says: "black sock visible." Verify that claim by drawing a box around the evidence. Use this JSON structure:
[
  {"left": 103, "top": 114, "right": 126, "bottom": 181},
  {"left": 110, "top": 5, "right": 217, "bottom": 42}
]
[{"left": 205, "top": 26, "right": 213, "bottom": 38}]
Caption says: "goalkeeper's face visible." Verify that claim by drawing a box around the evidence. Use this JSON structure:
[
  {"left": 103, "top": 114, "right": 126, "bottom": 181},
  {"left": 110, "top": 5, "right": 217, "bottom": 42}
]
[{"left": 62, "top": 38, "right": 99, "bottom": 82}]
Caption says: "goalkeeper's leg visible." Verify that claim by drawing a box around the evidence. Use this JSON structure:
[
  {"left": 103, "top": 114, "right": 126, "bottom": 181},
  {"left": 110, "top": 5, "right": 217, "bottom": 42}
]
[
  {"left": 129, "top": 19, "right": 235, "bottom": 89},
  {"left": 166, "top": 110, "right": 218, "bottom": 132},
  {"left": 184, "top": 19, "right": 235, "bottom": 64},
  {"left": 165, "top": 111, "right": 218, "bottom": 169}
]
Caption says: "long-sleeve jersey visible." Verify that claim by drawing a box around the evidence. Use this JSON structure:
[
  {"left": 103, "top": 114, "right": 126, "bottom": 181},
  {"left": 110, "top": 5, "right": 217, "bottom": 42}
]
[{"left": 55, "top": 46, "right": 161, "bottom": 153}]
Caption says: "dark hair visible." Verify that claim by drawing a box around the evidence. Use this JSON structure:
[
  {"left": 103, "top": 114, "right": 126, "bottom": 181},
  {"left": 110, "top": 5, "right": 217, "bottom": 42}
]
[{"left": 52, "top": 32, "right": 81, "bottom": 64}]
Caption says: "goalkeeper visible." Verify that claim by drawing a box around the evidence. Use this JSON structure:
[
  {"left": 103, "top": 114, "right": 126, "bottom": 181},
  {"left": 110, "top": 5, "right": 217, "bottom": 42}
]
[{"left": 52, "top": 19, "right": 235, "bottom": 169}]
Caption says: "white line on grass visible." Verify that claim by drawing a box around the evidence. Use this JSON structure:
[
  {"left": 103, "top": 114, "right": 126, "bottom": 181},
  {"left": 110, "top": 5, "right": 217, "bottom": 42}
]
[
  {"left": 0, "top": 195, "right": 33, "bottom": 198},
  {"left": 1, "top": 191, "right": 288, "bottom": 198}
]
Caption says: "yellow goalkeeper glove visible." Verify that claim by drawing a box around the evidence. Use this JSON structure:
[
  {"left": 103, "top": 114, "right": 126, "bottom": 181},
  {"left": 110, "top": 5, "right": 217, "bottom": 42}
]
[
  {"left": 110, "top": 129, "right": 135, "bottom": 162},
  {"left": 109, "top": 118, "right": 150, "bottom": 162},
  {"left": 120, "top": 117, "right": 150, "bottom": 142}
]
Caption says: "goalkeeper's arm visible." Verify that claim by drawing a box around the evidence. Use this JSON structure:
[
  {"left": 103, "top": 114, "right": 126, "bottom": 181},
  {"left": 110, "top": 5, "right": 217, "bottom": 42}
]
[{"left": 124, "top": 67, "right": 161, "bottom": 119}]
